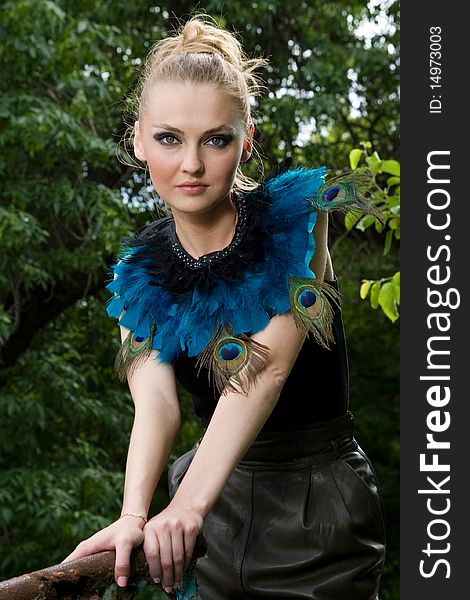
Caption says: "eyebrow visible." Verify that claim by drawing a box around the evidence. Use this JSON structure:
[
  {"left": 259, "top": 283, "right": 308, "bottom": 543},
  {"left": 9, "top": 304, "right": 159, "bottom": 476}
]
[{"left": 152, "top": 123, "right": 236, "bottom": 135}]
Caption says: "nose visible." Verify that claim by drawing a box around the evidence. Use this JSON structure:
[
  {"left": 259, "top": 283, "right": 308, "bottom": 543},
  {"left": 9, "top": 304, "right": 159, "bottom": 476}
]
[{"left": 180, "top": 144, "right": 204, "bottom": 174}]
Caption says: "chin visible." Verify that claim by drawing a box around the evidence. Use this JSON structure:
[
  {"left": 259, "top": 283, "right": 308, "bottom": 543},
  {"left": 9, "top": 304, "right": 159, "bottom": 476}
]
[{"left": 171, "top": 194, "right": 231, "bottom": 215}]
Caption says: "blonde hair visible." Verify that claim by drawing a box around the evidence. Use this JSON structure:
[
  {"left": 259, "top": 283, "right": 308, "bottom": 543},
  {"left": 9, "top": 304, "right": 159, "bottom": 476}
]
[{"left": 132, "top": 16, "right": 268, "bottom": 191}]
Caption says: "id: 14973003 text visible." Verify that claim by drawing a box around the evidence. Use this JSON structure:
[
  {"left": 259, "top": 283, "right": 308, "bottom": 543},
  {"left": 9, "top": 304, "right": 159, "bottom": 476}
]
[{"left": 429, "top": 26, "right": 443, "bottom": 114}]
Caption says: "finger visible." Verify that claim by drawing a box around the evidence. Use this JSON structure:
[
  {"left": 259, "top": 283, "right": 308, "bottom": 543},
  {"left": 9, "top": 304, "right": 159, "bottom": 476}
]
[
  {"left": 171, "top": 531, "right": 186, "bottom": 589},
  {"left": 114, "top": 539, "right": 133, "bottom": 587},
  {"left": 60, "top": 551, "right": 80, "bottom": 564},
  {"left": 143, "top": 527, "right": 162, "bottom": 584},
  {"left": 60, "top": 548, "right": 87, "bottom": 564},
  {"left": 60, "top": 539, "right": 103, "bottom": 564},
  {"left": 183, "top": 527, "right": 198, "bottom": 571},
  {"left": 158, "top": 530, "right": 175, "bottom": 593}
]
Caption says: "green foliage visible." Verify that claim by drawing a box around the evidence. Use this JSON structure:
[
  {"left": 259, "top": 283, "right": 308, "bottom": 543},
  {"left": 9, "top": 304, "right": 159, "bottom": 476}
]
[{"left": 346, "top": 143, "right": 400, "bottom": 322}]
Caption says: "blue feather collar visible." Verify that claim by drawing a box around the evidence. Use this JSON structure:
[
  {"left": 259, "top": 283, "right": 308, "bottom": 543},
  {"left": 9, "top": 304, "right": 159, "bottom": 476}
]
[{"left": 106, "top": 166, "right": 379, "bottom": 392}]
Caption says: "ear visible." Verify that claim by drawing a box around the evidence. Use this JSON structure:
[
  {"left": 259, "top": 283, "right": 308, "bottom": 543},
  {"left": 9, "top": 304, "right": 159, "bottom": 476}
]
[
  {"left": 133, "top": 121, "right": 146, "bottom": 162},
  {"left": 241, "top": 140, "right": 252, "bottom": 163},
  {"left": 240, "top": 124, "right": 254, "bottom": 163}
]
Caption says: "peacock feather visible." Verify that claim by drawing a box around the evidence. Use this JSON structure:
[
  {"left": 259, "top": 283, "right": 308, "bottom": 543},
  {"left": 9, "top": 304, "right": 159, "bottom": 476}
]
[
  {"left": 311, "top": 170, "right": 383, "bottom": 222},
  {"left": 196, "top": 323, "right": 270, "bottom": 396},
  {"left": 175, "top": 557, "right": 202, "bottom": 600},
  {"left": 288, "top": 277, "right": 341, "bottom": 349},
  {"left": 114, "top": 325, "right": 155, "bottom": 382}
]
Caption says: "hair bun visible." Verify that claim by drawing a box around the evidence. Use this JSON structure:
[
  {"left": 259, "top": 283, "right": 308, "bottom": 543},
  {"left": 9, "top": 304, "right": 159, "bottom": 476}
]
[
  {"left": 179, "top": 18, "right": 243, "bottom": 69},
  {"left": 181, "top": 20, "right": 204, "bottom": 47}
]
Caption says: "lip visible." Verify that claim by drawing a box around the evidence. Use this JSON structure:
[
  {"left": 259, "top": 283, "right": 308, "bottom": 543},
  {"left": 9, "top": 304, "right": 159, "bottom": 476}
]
[{"left": 177, "top": 181, "right": 209, "bottom": 195}]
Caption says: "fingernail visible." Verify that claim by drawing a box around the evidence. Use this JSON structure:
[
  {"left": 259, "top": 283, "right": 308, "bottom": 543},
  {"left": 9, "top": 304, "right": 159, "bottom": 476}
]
[
  {"left": 117, "top": 576, "right": 127, "bottom": 587},
  {"left": 153, "top": 577, "right": 161, "bottom": 584},
  {"left": 164, "top": 587, "right": 173, "bottom": 594}
]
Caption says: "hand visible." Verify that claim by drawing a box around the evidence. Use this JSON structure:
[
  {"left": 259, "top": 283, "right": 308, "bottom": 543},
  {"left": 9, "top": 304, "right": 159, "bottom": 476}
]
[
  {"left": 61, "top": 516, "right": 145, "bottom": 587},
  {"left": 143, "top": 504, "right": 203, "bottom": 594}
]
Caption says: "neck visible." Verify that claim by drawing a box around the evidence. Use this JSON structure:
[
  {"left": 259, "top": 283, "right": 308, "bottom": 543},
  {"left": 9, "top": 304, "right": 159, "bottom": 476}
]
[{"left": 173, "top": 198, "right": 238, "bottom": 260}]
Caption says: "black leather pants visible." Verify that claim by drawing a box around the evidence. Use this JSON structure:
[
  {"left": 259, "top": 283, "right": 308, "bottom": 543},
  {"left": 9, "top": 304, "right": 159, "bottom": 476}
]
[{"left": 168, "top": 412, "right": 385, "bottom": 599}]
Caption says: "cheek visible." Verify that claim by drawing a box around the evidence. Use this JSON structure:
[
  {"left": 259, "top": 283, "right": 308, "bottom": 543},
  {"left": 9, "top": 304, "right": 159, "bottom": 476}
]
[
  {"left": 216, "top": 149, "right": 243, "bottom": 178},
  {"left": 145, "top": 151, "right": 176, "bottom": 182}
]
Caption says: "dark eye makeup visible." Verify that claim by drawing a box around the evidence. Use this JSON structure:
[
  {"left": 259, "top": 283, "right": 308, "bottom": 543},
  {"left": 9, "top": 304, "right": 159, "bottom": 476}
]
[
  {"left": 205, "top": 134, "right": 233, "bottom": 147},
  {"left": 154, "top": 133, "right": 180, "bottom": 145},
  {"left": 153, "top": 132, "right": 234, "bottom": 148}
]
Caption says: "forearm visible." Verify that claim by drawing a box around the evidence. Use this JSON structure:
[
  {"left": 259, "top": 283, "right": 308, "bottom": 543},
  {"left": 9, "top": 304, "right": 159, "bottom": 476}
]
[
  {"left": 121, "top": 394, "right": 181, "bottom": 517},
  {"left": 116, "top": 345, "right": 181, "bottom": 517},
  {"left": 170, "top": 370, "right": 282, "bottom": 517}
]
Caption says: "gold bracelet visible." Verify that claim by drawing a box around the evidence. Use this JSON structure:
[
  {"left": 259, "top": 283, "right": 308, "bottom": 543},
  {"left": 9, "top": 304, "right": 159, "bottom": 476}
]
[{"left": 120, "top": 512, "right": 147, "bottom": 523}]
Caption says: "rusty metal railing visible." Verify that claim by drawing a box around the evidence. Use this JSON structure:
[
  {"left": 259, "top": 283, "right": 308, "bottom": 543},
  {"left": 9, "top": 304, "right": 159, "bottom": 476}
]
[{"left": 0, "top": 537, "right": 206, "bottom": 600}]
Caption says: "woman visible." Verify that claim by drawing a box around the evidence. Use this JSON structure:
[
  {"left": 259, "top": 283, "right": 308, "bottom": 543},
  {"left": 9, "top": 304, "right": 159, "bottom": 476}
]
[{"left": 63, "top": 16, "right": 385, "bottom": 599}]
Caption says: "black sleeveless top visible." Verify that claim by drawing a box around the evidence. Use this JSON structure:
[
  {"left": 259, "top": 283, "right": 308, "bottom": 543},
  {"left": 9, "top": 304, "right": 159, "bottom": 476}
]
[{"left": 173, "top": 277, "right": 349, "bottom": 431}]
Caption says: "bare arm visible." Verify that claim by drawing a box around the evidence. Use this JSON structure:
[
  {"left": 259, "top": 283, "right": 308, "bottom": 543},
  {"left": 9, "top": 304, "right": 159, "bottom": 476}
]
[
  {"left": 120, "top": 331, "right": 181, "bottom": 519},
  {"left": 311, "top": 212, "right": 333, "bottom": 280}
]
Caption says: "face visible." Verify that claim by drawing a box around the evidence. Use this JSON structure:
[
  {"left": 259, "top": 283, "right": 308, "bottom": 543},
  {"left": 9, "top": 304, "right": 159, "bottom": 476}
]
[{"left": 134, "top": 81, "right": 252, "bottom": 219}]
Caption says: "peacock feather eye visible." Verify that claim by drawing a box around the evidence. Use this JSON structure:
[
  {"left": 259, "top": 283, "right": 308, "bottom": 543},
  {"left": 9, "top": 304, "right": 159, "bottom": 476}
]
[
  {"left": 218, "top": 342, "right": 242, "bottom": 361},
  {"left": 130, "top": 333, "right": 151, "bottom": 353},
  {"left": 197, "top": 323, "right": 270, "bottom": 396},
  {"left": 114, "top": 323, "right": 156, "bottom": 383},
  {"left": 293, "top": 283, "right": 322, "bottom": 318},
  {"left": 288, "top": 277, "right": 341, "bottom": 349},
  {"left": 323, "top": 184, "right": 347, "bottom": 203},
  {"left": 214, "top": 338, "right": 248, "bottom": 374},
  {"left": 323, "top": 185, "right": 342, "bottom": 203},
  {"left": 297, "top": 287, "right": 318, "bottom": 309},
  {"left": 311, "top": 170, "right": 384, "bottom": 223}
]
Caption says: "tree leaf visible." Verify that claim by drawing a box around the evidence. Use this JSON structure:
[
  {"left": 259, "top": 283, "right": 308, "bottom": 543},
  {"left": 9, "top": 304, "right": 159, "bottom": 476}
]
[
  {"left": 378, "top": 281, "right": 399, "bottom": 322},
  {"left": 360, "top": 280, "right": 371, "bottom": 299},
  {"left": 370, "top": 281, "right": 380, "bottom": 309},
  {"left": 356, "top": 213, "right": 376, "bottom": 231},
  {"left": 387, "top": 176, "right": 400, "bottom": 188},
  {"left": 381, "top": 160, "right": 400, "bottom": 176},
  {"left": 392, "top": 271, "right": 401, "bottom": 304},
  {"left": 77, "top": 20, "right": 88, "bottom": 34},
  {"left": 349, "top": 148, "right": 363, "bottom": 170},
  {"left": 383, "top": 229, "right": 393, "bottom": 255},
  {"left": 344, "top": 210, "right": 362, "bottom": 231},
  {"left": 368, "top": 151, "right": 382, "bottom": 175}
]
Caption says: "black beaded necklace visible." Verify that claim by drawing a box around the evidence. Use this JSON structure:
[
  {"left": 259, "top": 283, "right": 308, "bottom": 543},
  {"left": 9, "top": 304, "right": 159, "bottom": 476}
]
[{"left": 167, "top": 193, "right": 248, "bottom": 270}]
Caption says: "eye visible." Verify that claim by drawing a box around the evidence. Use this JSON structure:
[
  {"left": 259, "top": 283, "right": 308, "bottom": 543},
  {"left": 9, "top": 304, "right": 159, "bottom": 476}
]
[
  {"left": 155, "top": 134, "right": 180, "bottom": 145},
  {"left": 205, "top": 135, "right": 232, "bottom": 148}
]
